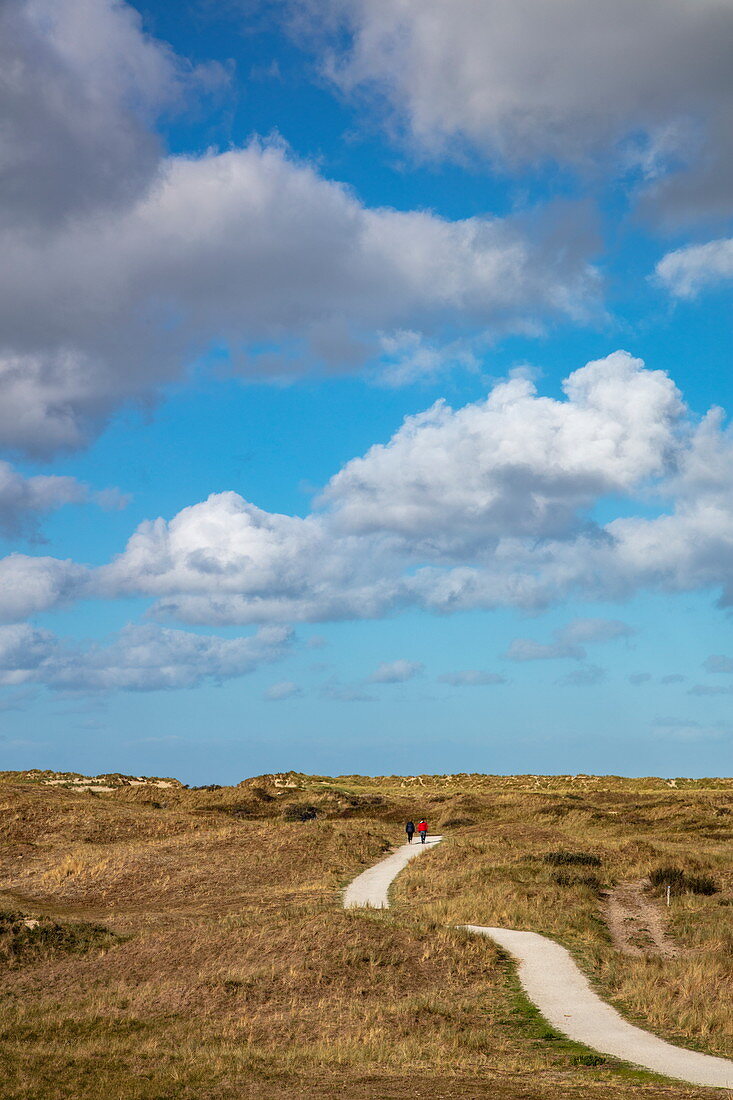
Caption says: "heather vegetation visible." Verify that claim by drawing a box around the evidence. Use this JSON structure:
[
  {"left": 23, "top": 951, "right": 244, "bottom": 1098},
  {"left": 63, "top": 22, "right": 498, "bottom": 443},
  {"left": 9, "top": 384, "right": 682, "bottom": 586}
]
[{"left": 0, "top": 770, "right": 730, "bottom": 1099}]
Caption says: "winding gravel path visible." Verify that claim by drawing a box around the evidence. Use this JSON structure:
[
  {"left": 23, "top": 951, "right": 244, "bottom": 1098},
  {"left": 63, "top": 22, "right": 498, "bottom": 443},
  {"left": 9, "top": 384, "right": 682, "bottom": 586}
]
[
  {"left": 344, "top": 837, "right": 733, "bottom": 1089},
  {"left": 465, "top": 926, "right": 733, "bottom": 1089},
  {"left": 343, "top": 836, "right": 443, "bottom": 908}
]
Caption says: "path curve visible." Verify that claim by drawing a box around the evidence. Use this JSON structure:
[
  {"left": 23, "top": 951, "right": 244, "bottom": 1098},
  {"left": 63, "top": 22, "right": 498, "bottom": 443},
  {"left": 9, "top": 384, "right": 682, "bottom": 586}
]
[
  {"left": 464, "top": 926, "right": 732, "bottom": 1089},
  {"left": 344, "top": 838, "right": 733, "bottom": 1089},
  {"left": 343, "top": 836, "right": 443, "bottom": 908}
]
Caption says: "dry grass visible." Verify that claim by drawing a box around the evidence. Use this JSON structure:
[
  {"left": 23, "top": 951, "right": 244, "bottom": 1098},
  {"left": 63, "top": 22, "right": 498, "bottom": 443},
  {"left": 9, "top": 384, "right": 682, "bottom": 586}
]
[{"left": 0, "top": 772, "right": 730, "bottom": 1099}]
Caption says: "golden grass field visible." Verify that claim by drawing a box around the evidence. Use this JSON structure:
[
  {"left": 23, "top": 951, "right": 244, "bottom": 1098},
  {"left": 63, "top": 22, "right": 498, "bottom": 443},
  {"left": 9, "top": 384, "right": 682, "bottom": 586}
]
[{"left": 0, "top": 770, "right": 731, "bottom": 1099}]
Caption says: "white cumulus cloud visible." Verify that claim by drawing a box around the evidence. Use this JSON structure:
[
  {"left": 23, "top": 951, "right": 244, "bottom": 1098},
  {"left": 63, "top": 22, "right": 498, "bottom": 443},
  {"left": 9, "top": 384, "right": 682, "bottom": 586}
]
[
  {"left": 0, "top": 142, "right": 599, "bottom": 456},
  {"left": 321, "top": 351, "right": 682, "bottom": 549},
  {"left": 8, "top": 351, "right": 733, "bottom": 627}
]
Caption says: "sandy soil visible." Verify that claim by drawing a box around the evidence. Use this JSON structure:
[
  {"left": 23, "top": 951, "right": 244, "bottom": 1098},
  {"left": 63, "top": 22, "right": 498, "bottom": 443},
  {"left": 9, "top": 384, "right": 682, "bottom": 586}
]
[{"left": 602, "top": 878, "right": 679, "bottom": 957}]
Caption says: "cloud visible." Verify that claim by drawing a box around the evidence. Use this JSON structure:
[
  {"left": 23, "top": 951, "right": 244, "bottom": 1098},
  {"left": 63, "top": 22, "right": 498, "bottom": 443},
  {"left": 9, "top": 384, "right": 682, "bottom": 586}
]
[
  {"left": 0, "top": 624, "right": 58, "bottom": 686},
  {"left": 557, "top": 664, "right": 605, "bottom": 687},
  {"left": 0, "top": 461, "right": 125, "bottom": 539},
  {"left": 561, "top": 619, "right": 636, "bottom": 644},
  {"left": 655, "top": 238, "right": 733, "bottom": 298},
  {"left": 0, "top": 622, "right": 291, "bottom": 693},
  {"left": 0, "top": 0, "right": 185, "bottom": 229},
  {"left": 322, "top": 352, "right": 680, "bottom": 547},
  {"left": 320, "top": 678, "right": 376, "bottom": 702},
  {"left": 0, "top": 0, "right": 222, "bottom": 455},
  {"left": 628, "top": 672, "right": 652, "bottom": 685},
  {"left": 368, "top": 659, "right": 424, "bottom": 683},
  {"left": 0, "top": 11, "right": 599, "bottom": 460},
  {"left": 0, "top": 555, "right": 88, "bottom": 622},
  {"left": 703, "top": 654, "right": 733, "bottom": 673},
  {"left": 0, "top": 0, "right": 602, "bottom": 459},
  {"left": 298, "top": 0, "right": 733, "bottom": 221},
  {"left": 11, "top": 351, "right": 733, "bottom": 627},
  {"left": 98, "top": 492, "right": 401, "bottom": 624},
  {"left": 688, "top": 683, "right": 733, "bottom": 696},
  {"left": 438, "top": 670, "right": 506, "bottom": 686},
  {"left": 374, "top": 332, "right": 480, "bottom": 388},
  {"left": 661, "top": 673, "right": 686, "bottom": 684},
  {"left": 264, "top": 680, "right": 302, "bottom": 701},
  {"left": 505, "top": 638, "right": 584, "bottom": 662},
  {"left": 505, "top": 617, "right": 634, "bottom": 661}
]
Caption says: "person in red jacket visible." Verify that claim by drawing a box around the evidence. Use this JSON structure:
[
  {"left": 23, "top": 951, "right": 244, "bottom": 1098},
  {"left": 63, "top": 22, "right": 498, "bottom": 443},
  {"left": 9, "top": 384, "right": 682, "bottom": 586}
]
[{"left": 417, "top": 819, "right": 428, "bottom": 843}]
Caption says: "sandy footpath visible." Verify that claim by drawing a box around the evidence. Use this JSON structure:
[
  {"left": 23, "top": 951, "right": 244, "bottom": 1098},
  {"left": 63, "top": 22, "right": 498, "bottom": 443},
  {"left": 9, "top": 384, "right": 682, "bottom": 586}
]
[
  {"left": 343, "top": 836, "right": 443, "bottom": 909},
  {"left": 465, "top": 925, "right": 733, "bottom": 1089},
  {"left": 344, "top": 836, "right": 733, "bottom": 1089}
]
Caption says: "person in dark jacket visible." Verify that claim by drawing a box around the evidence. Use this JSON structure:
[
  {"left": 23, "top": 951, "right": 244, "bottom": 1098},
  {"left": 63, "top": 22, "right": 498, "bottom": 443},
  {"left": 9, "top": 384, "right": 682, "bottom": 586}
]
[
  {"left": 417, "top": 819, "right": 428, "bottom": 843},
  {"left": 405, "top": 820, "right": 415, "bottom": 844}
]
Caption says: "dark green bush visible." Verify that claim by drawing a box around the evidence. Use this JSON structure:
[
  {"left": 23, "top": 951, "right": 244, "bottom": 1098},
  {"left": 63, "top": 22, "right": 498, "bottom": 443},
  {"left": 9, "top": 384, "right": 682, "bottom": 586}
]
[
  {"left": 649, "top": 866, "right": 719, "bottom": 896},
  {"left": 0, "top": 913, "right": 118, "bottom": 966},
  {"left": 544, "top": 850, "right": 601, "bottom": 867},
  {"left": 552, "top": 871, "right": 602, "bottom": 891},
  {"left": 282, "top": 803, "right": 319, "bottom": 822},
  {"left": 685, "top": 874, "right": 719, "bottom": 895}
]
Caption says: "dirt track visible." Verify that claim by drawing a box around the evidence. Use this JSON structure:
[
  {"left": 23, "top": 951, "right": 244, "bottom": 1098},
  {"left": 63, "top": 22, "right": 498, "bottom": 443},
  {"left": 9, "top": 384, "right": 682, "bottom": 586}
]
[{"left": 602, "top": 878, "right": 679, "bottom": 957}]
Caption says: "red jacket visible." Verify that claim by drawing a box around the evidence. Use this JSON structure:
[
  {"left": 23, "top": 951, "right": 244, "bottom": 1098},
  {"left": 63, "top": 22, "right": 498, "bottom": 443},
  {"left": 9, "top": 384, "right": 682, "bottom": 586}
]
[{"left": 417, "top": 821, "right": 428, "bottom": 832}]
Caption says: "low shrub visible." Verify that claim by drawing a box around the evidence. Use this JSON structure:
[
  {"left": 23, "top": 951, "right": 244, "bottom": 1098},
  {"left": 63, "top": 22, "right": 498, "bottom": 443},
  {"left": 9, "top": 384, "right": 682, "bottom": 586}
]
[
  {"left": 543, "top": 850, "right": 601, "bottom": 867},
  {"left": 685, "top": 874, "right": 719, "bottom": 896},
  {"left": 552, "top": 871, "right": 602, "bottom": 892},
  {"left": 0, "top": 912, "right": 119, "bottom": 966},
  {"left": 0, "top": 910, "right": 25, "bottom": 927},
  {"left": 282, "top": 803, "right": 319, "bottom": 822},
  {"left": 649, "top": 866, "right": 719, "bottom": 896}
]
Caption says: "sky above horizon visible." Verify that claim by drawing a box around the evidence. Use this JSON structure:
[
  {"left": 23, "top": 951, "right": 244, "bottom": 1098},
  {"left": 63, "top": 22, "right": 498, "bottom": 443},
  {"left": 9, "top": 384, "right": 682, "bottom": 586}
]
[{"left": 2, "top": 0, "right": 733, "bottom": 782}]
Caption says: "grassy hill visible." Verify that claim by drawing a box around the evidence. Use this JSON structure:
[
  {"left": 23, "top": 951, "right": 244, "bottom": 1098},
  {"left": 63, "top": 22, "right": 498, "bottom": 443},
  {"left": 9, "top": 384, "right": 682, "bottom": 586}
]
[{"left": 0, "top": 771, "right": 731, "bottom": 1099}]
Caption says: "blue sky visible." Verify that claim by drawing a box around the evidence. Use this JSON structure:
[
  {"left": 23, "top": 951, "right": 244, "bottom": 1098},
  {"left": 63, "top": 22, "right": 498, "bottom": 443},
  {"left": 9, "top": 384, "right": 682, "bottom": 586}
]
[{"left": 1, "top": 0, "right": 733, "bottom": 781}]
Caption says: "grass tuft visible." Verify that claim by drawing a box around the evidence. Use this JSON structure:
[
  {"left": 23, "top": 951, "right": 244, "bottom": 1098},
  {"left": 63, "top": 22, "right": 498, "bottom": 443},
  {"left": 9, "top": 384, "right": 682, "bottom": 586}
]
[
  {"left": 543, "top": 850, "right": 602, "bottom": 867},
  {"left": 0, "top": 911, "right": 118, "bottom": 966},
  {"left": 551, "top": 871, "right": 603, "bottom": 892}
]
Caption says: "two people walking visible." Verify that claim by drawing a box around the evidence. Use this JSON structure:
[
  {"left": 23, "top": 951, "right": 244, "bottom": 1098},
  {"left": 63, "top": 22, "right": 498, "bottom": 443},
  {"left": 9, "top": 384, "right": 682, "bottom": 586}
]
[{"left": 405, "top": 819, "right": 428, "bottom": 844}]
